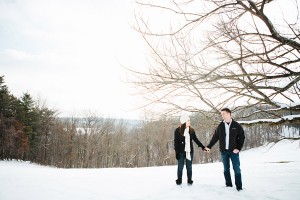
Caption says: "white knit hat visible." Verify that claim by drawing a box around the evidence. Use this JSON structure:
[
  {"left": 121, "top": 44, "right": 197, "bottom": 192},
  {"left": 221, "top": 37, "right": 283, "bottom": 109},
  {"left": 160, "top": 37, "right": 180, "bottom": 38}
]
[{"left": 180, "top": 114, "right": 190, "bottom": 124}]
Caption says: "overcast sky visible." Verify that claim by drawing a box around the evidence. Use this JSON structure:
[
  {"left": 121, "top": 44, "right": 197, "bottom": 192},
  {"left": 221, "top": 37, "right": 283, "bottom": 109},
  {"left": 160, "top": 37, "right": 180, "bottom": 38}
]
[
  {"left": 0, "top": 0, "right": 147, "bottom": 119},
  {"left": 1, "top": 0, "right": 298, "bottom": 120}
]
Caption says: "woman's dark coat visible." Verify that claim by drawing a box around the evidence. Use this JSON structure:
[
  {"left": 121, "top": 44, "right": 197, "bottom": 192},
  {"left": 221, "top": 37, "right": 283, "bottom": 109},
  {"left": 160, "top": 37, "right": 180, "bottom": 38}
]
[{"left": 174, "top": 127, "right": 205, "bottom": 155}]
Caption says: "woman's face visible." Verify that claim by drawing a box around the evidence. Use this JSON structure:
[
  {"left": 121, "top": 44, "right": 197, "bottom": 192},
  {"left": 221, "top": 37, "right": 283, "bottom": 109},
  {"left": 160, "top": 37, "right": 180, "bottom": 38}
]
[{"left": 186, "top": 119, "right": 190, "bottom": 127}]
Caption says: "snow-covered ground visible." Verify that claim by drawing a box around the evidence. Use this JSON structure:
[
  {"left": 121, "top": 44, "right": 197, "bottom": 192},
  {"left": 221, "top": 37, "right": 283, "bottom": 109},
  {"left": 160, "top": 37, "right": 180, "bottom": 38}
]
[{"left": 1, "top": 139, "right": 299, "bottom": 200}]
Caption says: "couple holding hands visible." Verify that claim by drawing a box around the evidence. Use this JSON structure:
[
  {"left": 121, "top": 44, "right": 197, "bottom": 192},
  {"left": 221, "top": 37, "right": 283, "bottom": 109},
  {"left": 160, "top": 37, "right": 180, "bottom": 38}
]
[{"left": 174, "top": 108, "right": 245, "bottom": 191}]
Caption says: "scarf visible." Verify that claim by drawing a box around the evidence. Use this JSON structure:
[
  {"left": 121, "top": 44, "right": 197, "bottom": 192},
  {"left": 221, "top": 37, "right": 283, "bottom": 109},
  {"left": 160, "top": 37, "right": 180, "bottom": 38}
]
[{"left": 184, "top": 127, "right": 191, "bottom": 160}]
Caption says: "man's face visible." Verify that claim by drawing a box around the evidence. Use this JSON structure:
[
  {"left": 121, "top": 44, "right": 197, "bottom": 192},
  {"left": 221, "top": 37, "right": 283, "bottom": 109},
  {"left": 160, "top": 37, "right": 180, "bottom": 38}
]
[{"left": 221, "top": 111, "right": 231, "bottom": 122}]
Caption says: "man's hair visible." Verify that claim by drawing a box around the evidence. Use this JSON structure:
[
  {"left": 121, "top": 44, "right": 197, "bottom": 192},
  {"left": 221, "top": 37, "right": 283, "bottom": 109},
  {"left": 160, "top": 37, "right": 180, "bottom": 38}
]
[{"left": 221, "top": 108, "right": 231, "bottom": 114}]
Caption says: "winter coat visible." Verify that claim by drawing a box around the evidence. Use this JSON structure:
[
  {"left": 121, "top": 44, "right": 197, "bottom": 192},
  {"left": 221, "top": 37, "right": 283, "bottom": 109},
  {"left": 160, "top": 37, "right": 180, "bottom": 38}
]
[
  {"left": 207, "top": 120, "right": 245, "bottom": 152},
  {"left": 174, "top": 127, "right": 205, "bottom": 154}
]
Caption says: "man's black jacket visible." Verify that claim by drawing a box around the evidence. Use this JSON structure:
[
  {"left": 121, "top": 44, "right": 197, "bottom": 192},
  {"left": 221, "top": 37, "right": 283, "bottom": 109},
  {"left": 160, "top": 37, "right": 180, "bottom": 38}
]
[{"left": 207, "top": 120, "right": 245, "bottom": 152}]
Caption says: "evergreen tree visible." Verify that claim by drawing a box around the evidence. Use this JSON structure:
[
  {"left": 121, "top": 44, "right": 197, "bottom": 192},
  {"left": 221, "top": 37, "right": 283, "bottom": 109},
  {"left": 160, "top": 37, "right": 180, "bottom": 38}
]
[
  {"left": 20, "top": 93, "right": 37, "bottom": 158},
  {"left": 0, "top": 76, "right": 29, "bottom": 159}
]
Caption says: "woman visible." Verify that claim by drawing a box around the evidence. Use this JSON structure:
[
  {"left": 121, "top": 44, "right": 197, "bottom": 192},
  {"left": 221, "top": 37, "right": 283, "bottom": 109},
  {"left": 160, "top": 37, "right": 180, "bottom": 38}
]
[{"left": 174, "top": 114, "right": 206, "bottom": 185}]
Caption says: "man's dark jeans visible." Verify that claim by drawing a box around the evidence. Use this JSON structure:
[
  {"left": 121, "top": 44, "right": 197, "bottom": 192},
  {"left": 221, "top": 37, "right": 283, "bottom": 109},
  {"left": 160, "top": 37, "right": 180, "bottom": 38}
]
[
  {"left": 221, "top": 151, "right": 242, "bottom": 189},
  {"left": 177, "top": 152, "right": 194, "bottom": 181}
]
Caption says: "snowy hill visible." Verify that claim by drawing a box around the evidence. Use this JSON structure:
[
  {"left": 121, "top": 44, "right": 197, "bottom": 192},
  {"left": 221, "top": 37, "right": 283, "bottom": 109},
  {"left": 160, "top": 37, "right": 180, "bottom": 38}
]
[{"left": 0, "top": 139, "right": 299, "bottom": 200}]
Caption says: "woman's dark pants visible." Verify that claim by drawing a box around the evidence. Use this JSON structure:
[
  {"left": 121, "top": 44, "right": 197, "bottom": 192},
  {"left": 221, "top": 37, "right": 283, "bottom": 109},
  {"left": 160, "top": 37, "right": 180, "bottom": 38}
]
[{"left": 177, "top": 152, "right": 194, "bottom": 181}]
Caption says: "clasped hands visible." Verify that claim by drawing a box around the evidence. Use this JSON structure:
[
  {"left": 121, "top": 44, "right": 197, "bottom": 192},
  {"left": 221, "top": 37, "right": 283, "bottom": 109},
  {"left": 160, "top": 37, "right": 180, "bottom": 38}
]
[{"left": 203, "top": 147, "right": 239, "bottom": 154}]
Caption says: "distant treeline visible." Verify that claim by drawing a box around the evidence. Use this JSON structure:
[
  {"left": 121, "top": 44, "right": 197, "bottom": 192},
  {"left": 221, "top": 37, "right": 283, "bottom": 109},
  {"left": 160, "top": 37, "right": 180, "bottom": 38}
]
[{"left": 1, "top": 76, "right": 299, "bottom": 168}]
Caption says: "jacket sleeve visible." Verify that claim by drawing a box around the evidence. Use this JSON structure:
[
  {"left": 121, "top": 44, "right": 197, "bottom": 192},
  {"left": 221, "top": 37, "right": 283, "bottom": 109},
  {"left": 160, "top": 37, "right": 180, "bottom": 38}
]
[
  {"left": 207, "top": 127, "right": 219, "bottom": 149},
  {"left": 174, "top": 128, "right": 179, "bottom": 152},
  {"left": 191, "top": 132, "right": 205, "bottom": 149},
  {"left": 236, "top": 123, "right": 245, "bottom": 151}
]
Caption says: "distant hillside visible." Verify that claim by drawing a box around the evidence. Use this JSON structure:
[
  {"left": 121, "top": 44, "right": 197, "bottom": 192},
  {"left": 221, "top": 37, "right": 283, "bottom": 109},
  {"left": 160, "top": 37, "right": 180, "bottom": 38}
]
[{"left": 58, "top": 117, "right": 143, "bottom": 130}]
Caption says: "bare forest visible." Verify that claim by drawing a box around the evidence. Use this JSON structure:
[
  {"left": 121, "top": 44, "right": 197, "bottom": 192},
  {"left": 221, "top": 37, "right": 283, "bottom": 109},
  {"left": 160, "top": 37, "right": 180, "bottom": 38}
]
[{"left": 1, "top": 75, "right": 299, "bottom": 168}]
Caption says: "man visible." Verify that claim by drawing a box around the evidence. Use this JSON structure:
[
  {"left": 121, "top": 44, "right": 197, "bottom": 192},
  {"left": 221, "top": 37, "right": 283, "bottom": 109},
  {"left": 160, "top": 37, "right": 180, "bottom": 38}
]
[{"left": 205, "top": 108, "right": 245, "bottom": 191}]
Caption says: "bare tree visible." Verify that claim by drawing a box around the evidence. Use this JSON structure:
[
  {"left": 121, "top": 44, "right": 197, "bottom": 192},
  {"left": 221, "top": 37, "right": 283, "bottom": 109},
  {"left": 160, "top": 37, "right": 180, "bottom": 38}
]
[{"left": 129, "top": 0, "right": 300, "bottom": 124}]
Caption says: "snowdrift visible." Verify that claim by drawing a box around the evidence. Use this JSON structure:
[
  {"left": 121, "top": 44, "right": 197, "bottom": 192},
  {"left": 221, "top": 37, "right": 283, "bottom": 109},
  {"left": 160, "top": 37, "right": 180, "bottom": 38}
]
[{"left": 0, "top": 139, "right": 299, "bottom": 200}]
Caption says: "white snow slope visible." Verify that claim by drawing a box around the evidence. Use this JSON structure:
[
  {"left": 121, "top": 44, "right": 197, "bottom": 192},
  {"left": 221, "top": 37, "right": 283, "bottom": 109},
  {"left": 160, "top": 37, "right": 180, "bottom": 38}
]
[{"left": 0, "top": 139, "right": 299, "bottom": 200}]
